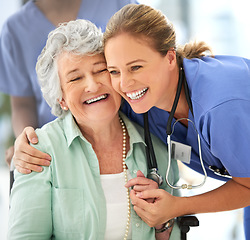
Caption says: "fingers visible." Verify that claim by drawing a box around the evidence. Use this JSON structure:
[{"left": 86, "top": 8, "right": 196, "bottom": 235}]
[
  {"left": 136, "top": 170, "right": 145, "bottom": 177},
  {"left": 13, "top": 146, "right": 51, "bottom": 173},
  {"left": 15, "top": 162, "right": 42, "bottom": 174},
  {"left": 130, "top": 189, "right": 150, "bottom": 209},
  {"left": 130, "top": 190, "right": 157, "bottom": 227},
  {"left": 23, "top": 126, "right": 38, "bottom": 144},
  {"left": 130, "top": 189, "right": 169, "bottom": 227},
  {"left": 125, "top": 174, "right": 158, "bottom": 189},
  {"left": 13, "top": 129, "right": 51, "bottom": 173},
  {"left": 136, "top": 188, "right": 166, "bottom": 200},
  {"left": 14, "top": 130, "right": 51, "bottom": 161}
]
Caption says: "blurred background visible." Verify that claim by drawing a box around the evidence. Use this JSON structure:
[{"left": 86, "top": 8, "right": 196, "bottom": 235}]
[{"left": 0, "top": 0, "right": 249, "bottom": 239}]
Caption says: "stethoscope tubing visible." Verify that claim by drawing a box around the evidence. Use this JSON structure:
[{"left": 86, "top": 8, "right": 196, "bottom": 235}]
[
  {"left": 144, "top": 67, "right": 208, "bottom": 190},
  {"left": 166, "top": 118, "right": 207, "bottom": 190}
]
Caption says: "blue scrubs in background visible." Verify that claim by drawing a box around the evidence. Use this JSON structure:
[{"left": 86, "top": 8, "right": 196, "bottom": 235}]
[{"left": 0, "top": 0, "right": 137, "bottom": 127}]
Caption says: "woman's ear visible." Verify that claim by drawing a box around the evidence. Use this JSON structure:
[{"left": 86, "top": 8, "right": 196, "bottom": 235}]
[
  {"left": 58, "top": 99, "right": 68, "bottom": 111},
  {"left": 164, "top": 49, "right": 177, "bottom": 70}
]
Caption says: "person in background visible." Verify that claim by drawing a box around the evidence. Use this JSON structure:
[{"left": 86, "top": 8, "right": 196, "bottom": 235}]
[
  {"left": 0, "top": 0, "right": 137, "bottom": 167},
  {"left": 102, "top": 3, "right": 250, "bottom": 238},
  {"left": 8, "top": 19, "right": 180, "bottom": 240}
]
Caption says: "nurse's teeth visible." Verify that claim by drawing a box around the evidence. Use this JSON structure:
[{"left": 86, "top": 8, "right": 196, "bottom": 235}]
[
  {"left": 85, "top": 94, "right": 107, "bottom": 104},
  {"left": 126, "top": 88, "right": 148, "bottom": 100}
]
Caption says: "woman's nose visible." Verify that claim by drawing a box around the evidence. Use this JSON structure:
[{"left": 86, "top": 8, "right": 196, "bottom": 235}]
[
  {"left": 84, "top": 76, "right": 100, "bottom": 92},
  {"left": 120, "top": 72, "right": 134, "bottom": 90}
]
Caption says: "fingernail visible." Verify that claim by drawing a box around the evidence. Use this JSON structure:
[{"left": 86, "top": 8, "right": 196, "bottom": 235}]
[
  {"left": 38, "top": 166, "right": 43, "bottom": 172},
  {"left": 44, "top": 161, "right": 51, "bottom": 166},
  {"left": 31, "top": 138, "right": 38, "bottom": 143}
]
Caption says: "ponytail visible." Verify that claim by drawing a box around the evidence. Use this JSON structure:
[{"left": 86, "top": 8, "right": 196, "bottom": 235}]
[{"left": 177, "top": 41, "right": 213, "bottom": 66}]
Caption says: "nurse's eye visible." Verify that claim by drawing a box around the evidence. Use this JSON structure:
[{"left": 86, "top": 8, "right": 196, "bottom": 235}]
[
  {"left": 109, "top": 70, "right": 120, "bottom": 76},
  {"left": 131, "top": 65, "right": 142, "bottom": 71}
]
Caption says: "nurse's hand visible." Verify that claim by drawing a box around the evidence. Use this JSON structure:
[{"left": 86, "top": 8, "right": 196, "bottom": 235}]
[
  {"left": 126, "top": 170, "right": 159, "bottom": 190},
  {"left": 13, "top": 127, "right": 51, "bottom": 174},
  {"left": 125, "top": 170, "right": 158, "bottom": 203},
  {"left": 130, "top": 188, "right": 177, "bottom": 227}
]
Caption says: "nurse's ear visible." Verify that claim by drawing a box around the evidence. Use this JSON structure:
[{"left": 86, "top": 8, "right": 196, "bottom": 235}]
[
  {"left": 58, "top": 99, "right": 69, "bottom": 111},
  {"left": 164, "top": 49, "right": 177, "bottom": 71}
]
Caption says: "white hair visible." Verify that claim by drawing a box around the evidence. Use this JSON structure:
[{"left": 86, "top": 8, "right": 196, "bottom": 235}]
[{"left": 36, "top": 19, "right": 103, "bottom": 118}]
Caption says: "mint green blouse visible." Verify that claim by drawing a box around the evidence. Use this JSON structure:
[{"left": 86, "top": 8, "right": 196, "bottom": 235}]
[{"left": 8, "top": 112, "right": 180, "bottom": 240}]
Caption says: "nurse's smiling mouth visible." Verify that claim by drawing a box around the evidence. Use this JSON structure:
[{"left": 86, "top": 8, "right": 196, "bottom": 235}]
[{"left": 126, "top": 88, "right": 148, "bottom": 100}]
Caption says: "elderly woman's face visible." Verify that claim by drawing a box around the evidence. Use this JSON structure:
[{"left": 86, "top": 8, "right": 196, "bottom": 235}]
[{"left": 58, "top": 52, "right": 121, "bottom": 125}]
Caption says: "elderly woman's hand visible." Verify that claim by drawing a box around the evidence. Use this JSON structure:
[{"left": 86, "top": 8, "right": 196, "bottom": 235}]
[
  {"left": 125, "top": 170, "right": 158, "bottom": 203},
  {"left": 13, "top": 127, "right": 51, "bottom": 174}
]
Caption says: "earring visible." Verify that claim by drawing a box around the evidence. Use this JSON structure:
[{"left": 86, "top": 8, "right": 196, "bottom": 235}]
[{"left": 63, "top": 106, "right": 68, "bottom": 111}]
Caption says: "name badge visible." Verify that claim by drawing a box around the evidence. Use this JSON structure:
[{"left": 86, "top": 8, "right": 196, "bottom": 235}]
[{"left": 171, "top": 140, "right": 191, "bottom": 164}]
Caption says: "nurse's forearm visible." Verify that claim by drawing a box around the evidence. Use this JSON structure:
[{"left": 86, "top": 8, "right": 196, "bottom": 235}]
[{"left": 176, "top": 178, "right": 250, "bottom": 216}]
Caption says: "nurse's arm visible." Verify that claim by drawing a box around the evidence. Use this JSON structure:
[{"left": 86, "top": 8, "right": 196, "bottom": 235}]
[
  {"left": 130, "top": 177, "right": 250, "bottom": 227},
  {"left": 13, "top": 126, "right": 51, "bottom": 174}
]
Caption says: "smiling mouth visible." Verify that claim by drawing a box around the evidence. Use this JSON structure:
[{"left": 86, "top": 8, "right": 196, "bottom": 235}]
[
  {"left": 126, "top": 88, "right": 148, "bottom": 100},
  {"left": 85, "top": 94, "right": 108, "bottom": 104}
]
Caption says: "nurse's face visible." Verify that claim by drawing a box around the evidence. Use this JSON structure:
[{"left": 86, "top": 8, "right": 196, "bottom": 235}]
[
  {"left": 58, "top": 52, "right": 121, "bottom": 127},
  {"left": 104, "top": 33, "right": 176, "bottom": 113}
]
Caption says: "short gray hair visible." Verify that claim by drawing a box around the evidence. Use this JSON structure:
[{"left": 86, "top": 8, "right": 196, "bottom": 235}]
[{"left": 36, "top": 19, "right": 103, "bottom": 118}]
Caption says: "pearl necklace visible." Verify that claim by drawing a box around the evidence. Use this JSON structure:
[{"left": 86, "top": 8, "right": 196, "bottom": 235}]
[{"left": 119, "top": 117, "right": 131, "bottom": 240}]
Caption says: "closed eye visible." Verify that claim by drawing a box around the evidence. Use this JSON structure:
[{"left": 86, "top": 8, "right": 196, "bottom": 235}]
[
  {"left": 96, "top": 68, "right": 108, "bottom": 74},
  {"left": 70, "top": 77, "right": 82, "bottom": 82}
]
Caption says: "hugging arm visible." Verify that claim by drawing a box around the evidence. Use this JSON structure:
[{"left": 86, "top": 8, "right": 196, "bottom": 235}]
[{"left": 13, "top": 126, "right": 51, "bottom": 174}]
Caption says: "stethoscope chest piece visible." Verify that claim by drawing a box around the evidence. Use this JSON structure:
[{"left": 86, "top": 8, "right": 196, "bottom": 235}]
[{"left": 147, "top": 168, "right": 163, "bottom": 186}]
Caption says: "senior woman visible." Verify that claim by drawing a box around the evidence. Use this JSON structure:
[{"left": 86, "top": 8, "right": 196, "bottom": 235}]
[{"left": 8, "top": 19, "right": 180, "bottom": 240}]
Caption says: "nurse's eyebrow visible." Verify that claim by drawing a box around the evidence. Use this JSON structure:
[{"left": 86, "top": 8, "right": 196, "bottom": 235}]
[
  {"left": 107, "top": 59, "right": 146, "bottom": 69},
  {"left": 126, "top": 59, "right": 146, "bottom": 66}
]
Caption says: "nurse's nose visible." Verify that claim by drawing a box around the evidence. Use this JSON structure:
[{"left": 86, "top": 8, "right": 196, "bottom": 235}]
[
  {"left": 84, "top": 76, "right": 101, "bottom": 92},
  {"left": 120, "top": 72, "right": 134, "bottom": 90}
]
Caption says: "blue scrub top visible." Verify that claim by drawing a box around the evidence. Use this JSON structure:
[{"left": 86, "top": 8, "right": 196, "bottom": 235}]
[
  {"left": 122, "top": 55, "right": 250, "bottom": 181},
  {"left": 0, "top": 0, "right": 137, "bottom": 127}
]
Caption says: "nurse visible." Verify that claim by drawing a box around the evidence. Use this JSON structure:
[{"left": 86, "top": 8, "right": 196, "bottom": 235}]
[{"left": 102, "top": 3, "right": 250, "bottom": 238}]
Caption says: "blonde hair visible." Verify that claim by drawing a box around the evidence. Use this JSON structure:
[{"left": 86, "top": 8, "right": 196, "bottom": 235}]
[{"left": 103, "top": 4, "right": 213, "bottom": 66}]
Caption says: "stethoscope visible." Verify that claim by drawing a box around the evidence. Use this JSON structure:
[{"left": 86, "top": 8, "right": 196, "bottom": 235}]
[{"left": 144, "top": 67, "right": 208, "bottom": 189}]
